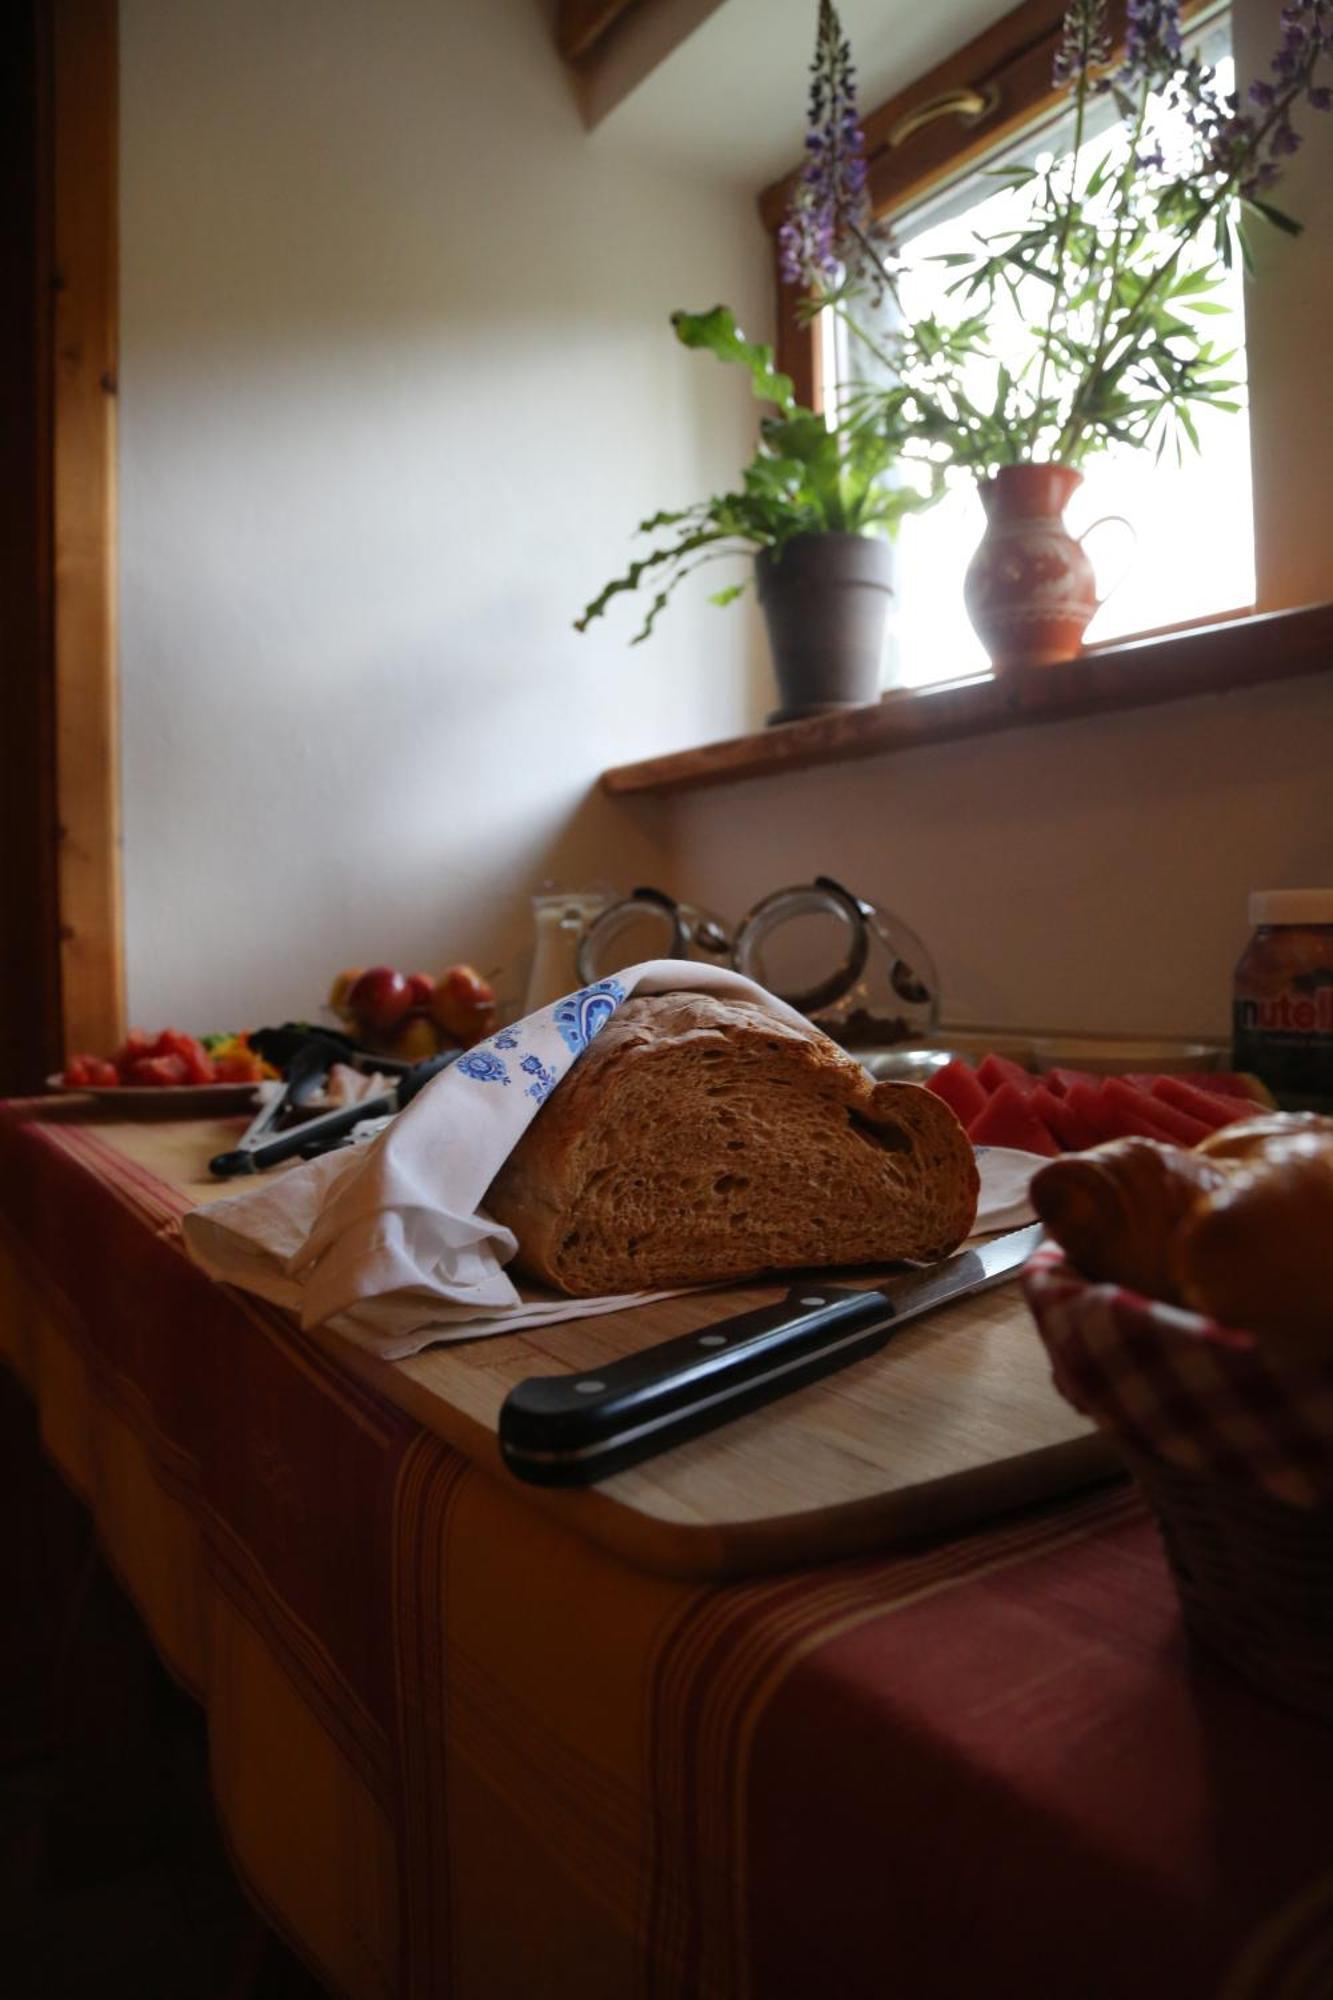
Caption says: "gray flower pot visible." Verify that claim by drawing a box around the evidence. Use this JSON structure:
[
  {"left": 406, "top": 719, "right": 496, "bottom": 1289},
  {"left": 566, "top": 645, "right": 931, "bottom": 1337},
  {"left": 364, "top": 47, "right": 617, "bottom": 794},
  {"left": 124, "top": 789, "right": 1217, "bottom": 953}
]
[{"left": 755, "top": 531, "right": 892, "bottom": 726}]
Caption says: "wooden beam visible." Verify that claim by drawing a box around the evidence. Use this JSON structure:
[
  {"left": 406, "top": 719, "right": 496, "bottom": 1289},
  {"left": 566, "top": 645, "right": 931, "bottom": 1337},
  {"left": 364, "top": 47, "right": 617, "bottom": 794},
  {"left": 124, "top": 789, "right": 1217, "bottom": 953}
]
[
  {"left": 556, "top": 0, "right": 645, "bottom": 63},
  {"left": 51, "top": 0, "right": 123, "bottom": 1055}
]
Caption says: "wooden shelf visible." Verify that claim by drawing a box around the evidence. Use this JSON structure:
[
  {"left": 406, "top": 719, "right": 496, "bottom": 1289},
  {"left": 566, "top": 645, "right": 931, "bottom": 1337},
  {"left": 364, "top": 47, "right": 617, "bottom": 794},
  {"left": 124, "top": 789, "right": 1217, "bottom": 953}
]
[{"left": 601, "top": 602, "right": 1333, "bottom": 799}]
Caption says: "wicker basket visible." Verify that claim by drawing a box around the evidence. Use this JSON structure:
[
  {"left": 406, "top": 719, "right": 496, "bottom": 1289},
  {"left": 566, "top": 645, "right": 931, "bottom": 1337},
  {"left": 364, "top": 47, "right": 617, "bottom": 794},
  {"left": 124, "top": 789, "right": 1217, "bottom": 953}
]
[
  {"left": 1023, "top": 1249, "right": 1333, "bottom": 1722},
  {"left": 1124, "top": 1447, "right": 1333, "bottom": 1720}
]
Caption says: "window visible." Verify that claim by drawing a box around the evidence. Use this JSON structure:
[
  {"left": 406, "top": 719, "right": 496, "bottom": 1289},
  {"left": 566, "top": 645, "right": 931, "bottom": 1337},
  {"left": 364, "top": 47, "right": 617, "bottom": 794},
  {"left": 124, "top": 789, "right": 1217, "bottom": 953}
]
[{"left": 808, "top": 10, "right": 1256, "bottom": 689}]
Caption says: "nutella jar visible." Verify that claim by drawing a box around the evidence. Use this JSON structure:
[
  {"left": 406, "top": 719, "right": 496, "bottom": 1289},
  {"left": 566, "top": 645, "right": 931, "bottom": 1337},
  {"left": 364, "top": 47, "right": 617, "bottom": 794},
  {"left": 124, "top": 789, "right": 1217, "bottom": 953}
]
[{"left": 1233, "top": 889, "right": 1333, "bottom": 1109}]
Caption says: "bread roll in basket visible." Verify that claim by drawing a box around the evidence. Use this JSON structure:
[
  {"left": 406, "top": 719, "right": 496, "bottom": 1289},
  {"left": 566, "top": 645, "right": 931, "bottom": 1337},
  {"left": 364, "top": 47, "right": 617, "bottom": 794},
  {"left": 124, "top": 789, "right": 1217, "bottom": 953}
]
[{"left": 484, "top": 993, "right": 979, "bottom": 1295}]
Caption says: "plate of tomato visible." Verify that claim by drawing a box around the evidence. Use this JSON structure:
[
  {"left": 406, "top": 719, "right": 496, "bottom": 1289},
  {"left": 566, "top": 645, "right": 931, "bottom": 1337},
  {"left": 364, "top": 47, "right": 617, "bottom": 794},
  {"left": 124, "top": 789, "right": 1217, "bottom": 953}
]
[{"left": 51, "top": 1029, "right": 278, "bottom": 1110}]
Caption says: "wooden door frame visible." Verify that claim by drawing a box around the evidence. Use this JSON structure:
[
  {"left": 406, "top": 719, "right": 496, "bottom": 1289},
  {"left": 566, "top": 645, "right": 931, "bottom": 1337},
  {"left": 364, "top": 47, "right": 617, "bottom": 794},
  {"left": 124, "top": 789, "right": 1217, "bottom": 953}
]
[
  {"left": 1, "top": 0, "right": 122, "bottom": 1091},
  {"left": 51, "top": 0, "right": 123, "bottom": 1060}
]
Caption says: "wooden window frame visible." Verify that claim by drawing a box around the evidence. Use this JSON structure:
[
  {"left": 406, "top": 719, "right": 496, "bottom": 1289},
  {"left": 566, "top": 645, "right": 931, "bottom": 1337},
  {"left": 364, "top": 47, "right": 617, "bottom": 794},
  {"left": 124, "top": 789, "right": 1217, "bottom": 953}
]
[{"left": 756, "top": 0, "right": 1216, "bottom": 412}]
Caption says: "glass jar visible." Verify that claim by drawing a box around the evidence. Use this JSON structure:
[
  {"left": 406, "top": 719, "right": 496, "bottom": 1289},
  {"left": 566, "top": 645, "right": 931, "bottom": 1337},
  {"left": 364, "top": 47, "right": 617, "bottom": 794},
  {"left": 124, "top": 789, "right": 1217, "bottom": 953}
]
[{"left": 1232, "top": 889, "right": 1333, "bottom": 1109}]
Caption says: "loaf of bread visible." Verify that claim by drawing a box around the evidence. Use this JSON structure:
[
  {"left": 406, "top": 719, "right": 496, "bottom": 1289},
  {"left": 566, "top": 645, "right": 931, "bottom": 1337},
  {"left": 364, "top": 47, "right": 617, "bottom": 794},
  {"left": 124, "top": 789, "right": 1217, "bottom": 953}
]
[
  {"left": 1030, "top": 1113, "right": 1333, "bottom": 1353},
  {"left": 484, "top": 992, "right": 979, "bottom": 1296}
]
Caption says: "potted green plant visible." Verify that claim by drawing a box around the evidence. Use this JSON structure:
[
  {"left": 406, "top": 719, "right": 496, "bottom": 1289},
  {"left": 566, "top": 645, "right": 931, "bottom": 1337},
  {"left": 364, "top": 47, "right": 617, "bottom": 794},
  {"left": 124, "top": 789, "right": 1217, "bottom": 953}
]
[
  {"left": 576, "top": 7, "right": 957, "bottom": 723},
  {"left": 576, "top": 305, "right": 933, "bottom": 722},
  {"left": 788, "top": 0, "right": 1333, "bottom": 672}
]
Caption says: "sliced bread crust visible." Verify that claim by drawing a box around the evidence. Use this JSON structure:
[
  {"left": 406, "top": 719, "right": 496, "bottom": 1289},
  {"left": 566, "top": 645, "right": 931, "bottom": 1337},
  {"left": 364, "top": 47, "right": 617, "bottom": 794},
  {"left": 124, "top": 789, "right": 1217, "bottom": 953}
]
[{"left": 485, "top": 993, "right": 979, "bottom": 1296}]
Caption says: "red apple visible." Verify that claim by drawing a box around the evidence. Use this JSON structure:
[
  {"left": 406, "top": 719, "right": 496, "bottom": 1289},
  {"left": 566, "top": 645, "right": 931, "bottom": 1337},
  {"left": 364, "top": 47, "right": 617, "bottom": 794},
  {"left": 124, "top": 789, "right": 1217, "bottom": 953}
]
[
  {"left": 430, "top": 964, "right": 498, "bottom": 1047},
  {"left": 405, "top": 972, "right": 435, "bottom": 1007},
  {"left": 348, "top": 966, "right": 412, "bottom": 1037}
]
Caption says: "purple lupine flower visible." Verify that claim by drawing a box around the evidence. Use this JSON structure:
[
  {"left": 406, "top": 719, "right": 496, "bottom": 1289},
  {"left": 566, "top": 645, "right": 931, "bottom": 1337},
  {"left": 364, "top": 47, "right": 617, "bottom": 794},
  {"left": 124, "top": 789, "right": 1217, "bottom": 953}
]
[
  {"left": 1113, "top": 0, "right": 1185, "bottom": 88},
  {"left": 781, "top": 0, "right": 877, "bottom": 292},
  {"left": 1212, "top": 0, "right": 1333, "bottom": 190},
  {"left": 1052, "top": 0, "right": 1112, "bottom": 85}
]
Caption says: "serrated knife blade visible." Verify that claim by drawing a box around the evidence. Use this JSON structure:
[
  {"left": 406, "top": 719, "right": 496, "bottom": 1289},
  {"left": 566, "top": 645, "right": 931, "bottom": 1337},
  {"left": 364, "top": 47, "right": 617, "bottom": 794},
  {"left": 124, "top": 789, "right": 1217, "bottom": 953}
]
[{"left": 498, "top": 1222, "right": 1045, "bottom": 1487}]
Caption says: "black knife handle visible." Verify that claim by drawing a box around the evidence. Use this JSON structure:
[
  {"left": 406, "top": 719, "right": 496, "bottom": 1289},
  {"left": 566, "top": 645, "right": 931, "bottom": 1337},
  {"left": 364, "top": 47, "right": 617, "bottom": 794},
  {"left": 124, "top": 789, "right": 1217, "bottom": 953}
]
[{"left": 499, "top": 1284, "right": 897, "bottom": 1488}]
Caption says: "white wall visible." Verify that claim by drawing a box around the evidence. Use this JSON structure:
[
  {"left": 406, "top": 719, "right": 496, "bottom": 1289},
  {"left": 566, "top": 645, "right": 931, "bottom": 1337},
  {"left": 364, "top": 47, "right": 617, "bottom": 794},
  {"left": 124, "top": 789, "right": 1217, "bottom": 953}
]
[
  {"left": 669, "top": 675, "right": 1333, "bottom": 1040},
  {"left": 666, "top": 0, "right": 1333, "bottom": 1042},
  {"left": 118, "top": 0, "right": 767, "bottom": 1028},
  {"left": 120, "top": 0, "right": 1333, "bottom": 1044}
]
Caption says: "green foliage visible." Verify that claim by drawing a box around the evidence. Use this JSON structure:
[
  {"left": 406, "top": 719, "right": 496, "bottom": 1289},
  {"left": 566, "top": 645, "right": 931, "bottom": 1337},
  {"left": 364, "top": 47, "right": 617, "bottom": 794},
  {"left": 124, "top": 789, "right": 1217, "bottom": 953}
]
[
  {"left": 864, "top": 44, "right": 1313, "bottom": 475},
  {"left": 576, "top": 308, "right": 936, "bottom": 645}
]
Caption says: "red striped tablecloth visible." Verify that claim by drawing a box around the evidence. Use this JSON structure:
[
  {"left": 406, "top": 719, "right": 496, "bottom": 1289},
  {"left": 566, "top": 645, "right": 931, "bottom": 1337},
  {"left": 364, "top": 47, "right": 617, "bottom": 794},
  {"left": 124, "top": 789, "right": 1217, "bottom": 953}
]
[{"left": 2, "top": 1099, "right": 1331, "bottom": 1999}]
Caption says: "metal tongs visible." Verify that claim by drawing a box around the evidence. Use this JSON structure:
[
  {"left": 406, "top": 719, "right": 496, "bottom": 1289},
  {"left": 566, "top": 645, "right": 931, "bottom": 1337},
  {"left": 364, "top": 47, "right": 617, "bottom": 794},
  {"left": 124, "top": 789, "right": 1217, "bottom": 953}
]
[{"left": 207, "top": 1026, "right": 458, "bottom": 1179}]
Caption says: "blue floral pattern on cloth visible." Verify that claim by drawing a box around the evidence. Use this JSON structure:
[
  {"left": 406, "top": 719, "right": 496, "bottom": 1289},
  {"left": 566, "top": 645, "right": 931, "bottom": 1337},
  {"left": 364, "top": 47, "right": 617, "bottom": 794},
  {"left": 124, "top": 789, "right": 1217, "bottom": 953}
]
[
  {"left": 520, "top": 1053, "right": 557, "bottom": 1104},
  {"left": 554, "top": 979, "right": 626, "bottom": 1058},
  {"left": 456, "top": 1048, "right": 510, "bottom": 1086},
  {"left": 492, "top": 1030, "right": 519, "bottom": 1050}
]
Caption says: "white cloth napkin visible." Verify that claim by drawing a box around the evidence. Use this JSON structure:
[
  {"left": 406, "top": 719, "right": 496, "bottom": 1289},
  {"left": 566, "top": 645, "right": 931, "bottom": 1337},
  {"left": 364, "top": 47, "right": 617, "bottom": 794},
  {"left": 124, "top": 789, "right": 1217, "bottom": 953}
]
[{"left": 182, "top": 960, "right": 1041, "bottom": 1360}]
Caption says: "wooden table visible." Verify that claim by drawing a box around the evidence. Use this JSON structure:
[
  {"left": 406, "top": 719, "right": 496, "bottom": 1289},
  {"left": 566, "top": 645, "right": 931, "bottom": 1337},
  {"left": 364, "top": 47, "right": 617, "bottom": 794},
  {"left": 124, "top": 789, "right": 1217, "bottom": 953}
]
[{"left": 3, "top": 1098, "right": 1332, "bottom": 2000}]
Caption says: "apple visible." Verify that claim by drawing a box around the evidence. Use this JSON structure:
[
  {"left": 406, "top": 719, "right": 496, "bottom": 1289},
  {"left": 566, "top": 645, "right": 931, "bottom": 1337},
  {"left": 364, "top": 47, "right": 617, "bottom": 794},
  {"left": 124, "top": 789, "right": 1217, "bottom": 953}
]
[
  {"left": 328, "top": 968, "right": 364, "bottom": 1017},
  {"left": 430, "top": 964, "right": 498, "bottom": 1048},
  {"left": 348, "top": 966, "right": 412, "bottom": 1037},
  {"left": 390, "top": 1014, "right": 442, "bottom": 1063},
  {"left": 405, "top": 972, "right": 435, "bottom": 1007}
]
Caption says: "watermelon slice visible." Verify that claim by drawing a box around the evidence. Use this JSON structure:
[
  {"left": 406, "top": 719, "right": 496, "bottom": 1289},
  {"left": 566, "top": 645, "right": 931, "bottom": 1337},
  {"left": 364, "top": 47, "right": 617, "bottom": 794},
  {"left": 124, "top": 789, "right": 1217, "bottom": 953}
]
[
  {"left": 1100, "top": 1079, "right": 1209, "bottom": 1146},
  {"left": 1096, "top": 1080, "right": 1208, "bottom": 1144},
  {"left": 967, "top": 1082, "right": 1060, "bottom": 1156},
  {"left": 976, "top": 1052, "right": 1038, "bottom": 1095},
  {"left": 1030, "top": 1084, "right": 1100, "bottom": 1151},
  {"left": 1189, "top": 1071, "right": 1273, "bottom": 1107},
  {"left": 927, "top": 1058, "right": 989, "bottom": 1128},
  {"left": 1040, "top": 1066, "right": 1099, "bottom": 1098},
  {"left": 1062, "top": 1082, "right": 1122, "bottom": 1145},
  {"left": 1150, "top": 1076, "right": 1260, "bottom": 1132}
]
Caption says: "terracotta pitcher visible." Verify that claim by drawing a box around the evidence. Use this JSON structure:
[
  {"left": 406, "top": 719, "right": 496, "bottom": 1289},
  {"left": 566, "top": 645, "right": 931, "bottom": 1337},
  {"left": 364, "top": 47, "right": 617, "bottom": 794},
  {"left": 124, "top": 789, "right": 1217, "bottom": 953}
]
[{"left": 963, "top": 464, "right": 1131, "bottom": 674}]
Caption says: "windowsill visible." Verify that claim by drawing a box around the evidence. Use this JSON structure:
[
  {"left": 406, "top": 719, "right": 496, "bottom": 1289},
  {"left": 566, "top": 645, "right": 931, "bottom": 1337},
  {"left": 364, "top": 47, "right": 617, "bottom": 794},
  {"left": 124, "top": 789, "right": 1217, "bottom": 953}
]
[{"left": 600, "top": 602, "right": 1333, "bottom": 799}]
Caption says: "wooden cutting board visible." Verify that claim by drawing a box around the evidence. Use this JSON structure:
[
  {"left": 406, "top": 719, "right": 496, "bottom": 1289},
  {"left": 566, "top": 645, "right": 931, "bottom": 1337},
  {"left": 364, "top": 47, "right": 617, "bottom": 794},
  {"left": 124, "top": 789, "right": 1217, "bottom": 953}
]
[{"left": 93, "top": 1112, "right": 1121, "bottom": 1580}]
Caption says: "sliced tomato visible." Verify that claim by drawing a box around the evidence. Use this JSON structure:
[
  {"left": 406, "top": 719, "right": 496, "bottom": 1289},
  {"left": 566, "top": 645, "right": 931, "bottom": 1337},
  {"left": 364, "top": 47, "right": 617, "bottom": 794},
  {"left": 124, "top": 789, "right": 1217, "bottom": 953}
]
[
  {"left": 111, "top": 1030, "right": 156, "bottom": 1080},
  {"left": 926, "top": 1058, "right": 989, "bottom": 1127},
  {"left": 155, "top": 1031, "right": 215, "bottom": 1082},
  {"left": 126, "top": 1053, "right": 190, "bottom": 1087},
  {"left": 967, "top": 1082, "right": 1060, "bottom": 1155}
]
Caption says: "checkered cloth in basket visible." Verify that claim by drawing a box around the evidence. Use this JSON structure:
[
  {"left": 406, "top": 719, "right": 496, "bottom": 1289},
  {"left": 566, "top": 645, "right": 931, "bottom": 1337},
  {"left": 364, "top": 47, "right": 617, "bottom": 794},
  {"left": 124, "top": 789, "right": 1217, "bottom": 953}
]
[{"left": 1023, "top": 1246, "right": 1333, "bottom": 1510}]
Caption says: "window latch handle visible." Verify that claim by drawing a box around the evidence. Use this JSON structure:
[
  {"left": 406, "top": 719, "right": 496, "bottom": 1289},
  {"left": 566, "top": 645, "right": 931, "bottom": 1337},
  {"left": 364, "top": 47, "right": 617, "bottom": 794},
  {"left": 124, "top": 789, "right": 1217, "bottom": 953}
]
[{"left": 888, "top": 84, "right": 999, "bottom": 149}]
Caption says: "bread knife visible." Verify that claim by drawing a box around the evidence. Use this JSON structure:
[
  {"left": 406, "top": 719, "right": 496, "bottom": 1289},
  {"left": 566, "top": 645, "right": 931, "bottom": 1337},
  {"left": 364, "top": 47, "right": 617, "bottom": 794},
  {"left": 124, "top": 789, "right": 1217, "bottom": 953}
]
[{"left": 498, "top": 1222, "right": 1045, "bottom": 1488}]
